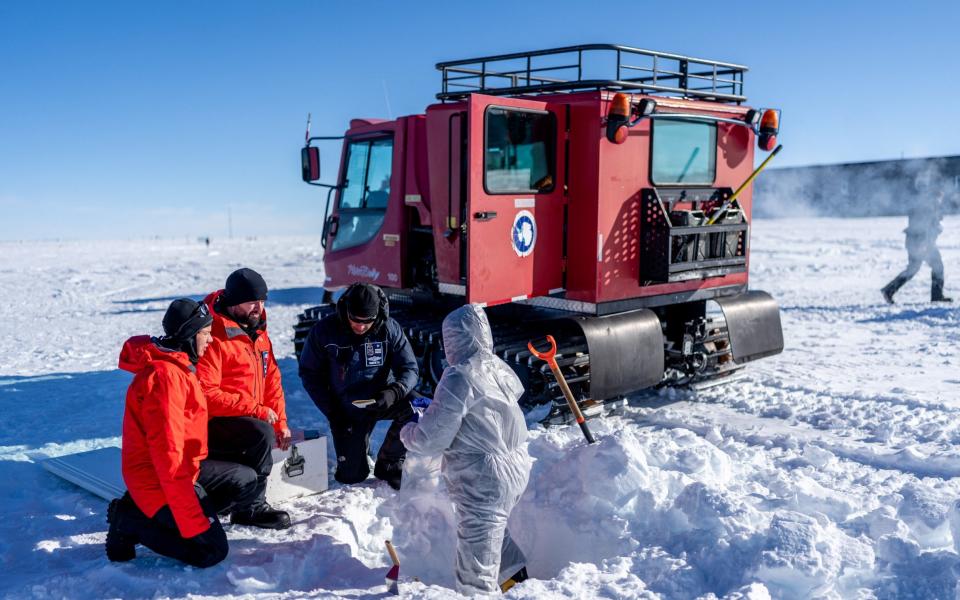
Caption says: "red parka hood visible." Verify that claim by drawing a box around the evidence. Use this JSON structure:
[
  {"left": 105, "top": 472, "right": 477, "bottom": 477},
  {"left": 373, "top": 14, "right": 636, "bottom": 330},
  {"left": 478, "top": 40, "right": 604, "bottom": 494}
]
[{"left": 118, "top": 335, "right": 194, "bottom": 374}]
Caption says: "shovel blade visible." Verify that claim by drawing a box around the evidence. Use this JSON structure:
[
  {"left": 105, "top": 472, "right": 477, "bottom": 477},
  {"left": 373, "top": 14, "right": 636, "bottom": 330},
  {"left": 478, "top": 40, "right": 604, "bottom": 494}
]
[{"left": 385, "top": 564, "right": 400, "bottom": 595}]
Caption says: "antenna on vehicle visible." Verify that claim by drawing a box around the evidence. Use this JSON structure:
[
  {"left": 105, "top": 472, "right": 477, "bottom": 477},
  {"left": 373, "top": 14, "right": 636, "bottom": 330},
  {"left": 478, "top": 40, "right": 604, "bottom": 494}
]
[
  {"left": 305, "top": 113, "right": 311, "bottom": 144},
  {"left": 382, "top": 80, "right": 393, "bottom": 119}
]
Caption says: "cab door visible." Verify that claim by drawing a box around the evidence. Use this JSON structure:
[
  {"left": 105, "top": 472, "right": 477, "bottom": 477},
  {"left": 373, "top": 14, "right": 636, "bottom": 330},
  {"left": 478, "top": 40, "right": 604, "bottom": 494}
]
[
  {"left": 323, "top": 121, "right": 406, "bottom": 289},
  {"left": 466, "top": 94, "right": 565, "bottom": 305}
]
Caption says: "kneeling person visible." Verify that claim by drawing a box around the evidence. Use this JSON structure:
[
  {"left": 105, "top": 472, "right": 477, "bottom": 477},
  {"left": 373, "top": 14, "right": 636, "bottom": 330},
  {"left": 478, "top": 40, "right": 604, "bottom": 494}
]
[
  {"left": 299, "top": 283, "right": 418, "bottom": 489},
  {"left": 107, "top": 299, "right": 261, "bottom": 567},
  {"left": 197, "top": 268, "right": 291, "bottom": 529}
]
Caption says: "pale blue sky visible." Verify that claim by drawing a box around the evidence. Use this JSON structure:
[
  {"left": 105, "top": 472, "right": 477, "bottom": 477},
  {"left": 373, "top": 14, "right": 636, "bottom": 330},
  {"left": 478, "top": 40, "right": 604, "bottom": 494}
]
[{"left": 1, "top": 1, "right": 957, "bottom": 240}]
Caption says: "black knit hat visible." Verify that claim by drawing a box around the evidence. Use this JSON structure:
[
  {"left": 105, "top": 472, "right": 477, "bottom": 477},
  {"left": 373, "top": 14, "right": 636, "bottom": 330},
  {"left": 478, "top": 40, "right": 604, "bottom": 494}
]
[
  {"left": 345, "top": 283, "right": 380, "bottom": 321},
  {"left": 162, "top": 298, "right": 213, "bottom": 342},
  {"left": 222, "top": 268, "right": 268, "bottom": 307}
]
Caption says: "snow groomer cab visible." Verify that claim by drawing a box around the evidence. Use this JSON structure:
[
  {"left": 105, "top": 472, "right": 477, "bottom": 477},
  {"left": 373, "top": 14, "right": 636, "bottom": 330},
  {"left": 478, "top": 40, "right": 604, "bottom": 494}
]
[{"left": 299, "top": 44, "right": 785, "bottom": 422}]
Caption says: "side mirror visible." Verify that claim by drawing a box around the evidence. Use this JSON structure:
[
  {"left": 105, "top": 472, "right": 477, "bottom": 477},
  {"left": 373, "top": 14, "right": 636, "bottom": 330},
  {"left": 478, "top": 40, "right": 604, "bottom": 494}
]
[{"left": 301, "top": 146, "right": 320, "bottom": 182}]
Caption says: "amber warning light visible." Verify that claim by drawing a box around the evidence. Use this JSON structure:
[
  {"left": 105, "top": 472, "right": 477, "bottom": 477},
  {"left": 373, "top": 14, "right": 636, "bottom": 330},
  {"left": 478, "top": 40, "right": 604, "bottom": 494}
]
[
  {"left": 606, "top": 93, "right": 631, "bottom": 144},
  {"left": 758, "top": 108, "right": 780, "bottom": 151},
  {"left": 606, "top": 93, "right": 656, "bottom": 144}
]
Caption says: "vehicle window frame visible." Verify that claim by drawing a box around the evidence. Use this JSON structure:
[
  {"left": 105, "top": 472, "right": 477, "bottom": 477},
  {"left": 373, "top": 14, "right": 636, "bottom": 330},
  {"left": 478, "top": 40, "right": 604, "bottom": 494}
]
[
  {"left": 649, "top": 119, "right": 718, "bottom": 187},
  {"left": 331, "top": 133, "right": 394, "bottom": 252},
  {"left": 482, "top": 106, "right": 557, "bottom": 195},
  {"left": 337, "top": 134, "right": 394, "bottom": 212}
]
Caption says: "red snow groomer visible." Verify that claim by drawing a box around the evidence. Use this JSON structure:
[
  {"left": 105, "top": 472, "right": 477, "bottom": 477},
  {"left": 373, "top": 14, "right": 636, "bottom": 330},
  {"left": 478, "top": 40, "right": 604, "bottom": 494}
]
[{"left": 298, "top": 44, "right": 784, "bottom": 422}]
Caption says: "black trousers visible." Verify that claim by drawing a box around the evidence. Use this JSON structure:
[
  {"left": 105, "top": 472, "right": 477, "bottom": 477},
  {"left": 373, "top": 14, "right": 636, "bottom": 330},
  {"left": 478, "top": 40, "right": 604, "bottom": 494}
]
[
  {"left": 116, "top": 453, "right": 262, "bottom": 567},
  {"left": 206, "top": 416, "right": 274, "bottom": 511},
  {"left": 330, "top": 399, "right": 413, "bottom": 484}
]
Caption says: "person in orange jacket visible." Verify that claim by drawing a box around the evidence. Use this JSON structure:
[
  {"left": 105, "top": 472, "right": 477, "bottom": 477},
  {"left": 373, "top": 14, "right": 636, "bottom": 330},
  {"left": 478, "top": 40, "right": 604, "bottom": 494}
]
[
  {"left": 106, "top": 298, "right": 262, "bottom": 567},
  {"left": 196, "top": 268, "right": 291, "bottom": 529}
]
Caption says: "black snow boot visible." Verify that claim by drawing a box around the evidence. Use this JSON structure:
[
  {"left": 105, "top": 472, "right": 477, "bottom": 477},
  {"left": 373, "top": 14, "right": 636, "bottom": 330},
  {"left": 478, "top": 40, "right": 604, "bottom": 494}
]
[
  {"left": 231, "top": 503, "right": 291, "bottom": 530},
  {"left": 932, "top": 276, "right": 953, "bottom": 303},
  {"left": 373, "top": 459, "right": 403, "bottom": 491},
  {"left": 882, "top": 276, "right": 907, "bottom": 304},
  {"left": 106, "top": 498, "right": 138, "bottom": 562}
]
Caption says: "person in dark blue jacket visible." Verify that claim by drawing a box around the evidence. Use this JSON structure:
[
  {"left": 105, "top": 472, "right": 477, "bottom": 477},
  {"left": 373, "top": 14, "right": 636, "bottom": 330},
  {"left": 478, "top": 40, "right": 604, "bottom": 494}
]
[{"left": 298, "top": 283, "right": 418, "bottom": 489}]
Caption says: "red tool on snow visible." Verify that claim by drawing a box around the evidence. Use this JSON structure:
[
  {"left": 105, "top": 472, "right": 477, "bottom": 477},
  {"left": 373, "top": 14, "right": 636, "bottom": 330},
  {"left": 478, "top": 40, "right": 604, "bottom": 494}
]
[
  {"left": 384, "top": 540, "right": 400, "bottom": 595},
  {"left": 529, "top": 335, "right": 596, "bottom": 444}
]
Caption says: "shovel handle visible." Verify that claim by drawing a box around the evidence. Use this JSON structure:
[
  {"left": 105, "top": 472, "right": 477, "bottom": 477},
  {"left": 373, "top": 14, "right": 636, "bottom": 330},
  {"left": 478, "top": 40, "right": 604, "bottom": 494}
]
[
  {"left": 577, "top": 420, "right": 596, "bottom": 444},
  {"left": 527, "top": 335, "right": 558, "bottom": 365},
  {"left": 529, "top": 335, "right": 596, "bottom": 444},
  {"left": 385, "top": 540, "right": 400, "bottom": 566}
]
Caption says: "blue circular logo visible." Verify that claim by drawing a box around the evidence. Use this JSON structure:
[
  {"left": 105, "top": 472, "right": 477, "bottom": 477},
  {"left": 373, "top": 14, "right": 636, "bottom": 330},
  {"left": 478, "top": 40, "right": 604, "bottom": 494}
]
[{"left": 511, "top": 210, "right": 537, "bottom": 257}]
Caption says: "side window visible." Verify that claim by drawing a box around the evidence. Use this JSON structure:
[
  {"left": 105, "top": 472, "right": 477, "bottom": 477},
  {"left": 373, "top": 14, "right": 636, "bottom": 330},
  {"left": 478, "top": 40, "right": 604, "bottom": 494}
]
[
  {"left": 651, "top": 120, "right": 717, "bottom": 185},
  {"left": 365, "top": 139, "right": 393, "bottom": 209},
  {"left": 332, "top": 136, "right": 394, "bottom": 251},
  {"left": 339, "top": 142, "right": 371, "bottom": 209},
  {"left": 484, "top": 107, "right": 556, "bottom": 194}
]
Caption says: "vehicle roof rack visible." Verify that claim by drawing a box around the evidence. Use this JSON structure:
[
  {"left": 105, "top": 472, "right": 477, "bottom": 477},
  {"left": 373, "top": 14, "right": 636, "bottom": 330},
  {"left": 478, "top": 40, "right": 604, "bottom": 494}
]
[{"left": 436, "top": 43, "right": 747, "bottom": 104}]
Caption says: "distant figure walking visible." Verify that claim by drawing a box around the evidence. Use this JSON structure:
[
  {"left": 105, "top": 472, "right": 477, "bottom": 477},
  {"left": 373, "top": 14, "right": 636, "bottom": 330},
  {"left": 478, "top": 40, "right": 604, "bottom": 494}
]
[{"left": 882, "top": 189, "right": 952, "bottom": 304}]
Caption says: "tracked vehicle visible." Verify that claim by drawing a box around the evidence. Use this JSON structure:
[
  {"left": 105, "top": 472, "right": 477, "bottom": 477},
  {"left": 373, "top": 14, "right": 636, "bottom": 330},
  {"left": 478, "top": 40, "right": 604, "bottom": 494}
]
[{"left": 297, "top": 44, "right": 784, "bottom": 422}]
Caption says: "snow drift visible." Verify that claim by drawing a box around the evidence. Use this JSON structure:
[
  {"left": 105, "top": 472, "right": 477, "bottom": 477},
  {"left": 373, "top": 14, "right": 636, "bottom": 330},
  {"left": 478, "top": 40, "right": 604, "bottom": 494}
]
[{"left": 1, "top": 215, "right": 959, "bottom": 599}]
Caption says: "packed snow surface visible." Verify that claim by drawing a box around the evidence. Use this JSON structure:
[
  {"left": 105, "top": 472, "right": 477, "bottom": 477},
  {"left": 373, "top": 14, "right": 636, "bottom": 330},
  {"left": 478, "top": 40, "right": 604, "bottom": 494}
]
[{"left": 1, "top": 216, "right": 958, "bottom": 599}]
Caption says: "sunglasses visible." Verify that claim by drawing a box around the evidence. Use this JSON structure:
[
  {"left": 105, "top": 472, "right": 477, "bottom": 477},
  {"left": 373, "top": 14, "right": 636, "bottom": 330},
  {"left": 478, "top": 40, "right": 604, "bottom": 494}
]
[
  {"left": 170, "top": 302, "right": 210, "bottom": 339},
  {"left": 348, "top": 313, "right": 377, "bottom": 325},
  {"left": 190, "top": 302, "right": 210, "bottom": 320}
]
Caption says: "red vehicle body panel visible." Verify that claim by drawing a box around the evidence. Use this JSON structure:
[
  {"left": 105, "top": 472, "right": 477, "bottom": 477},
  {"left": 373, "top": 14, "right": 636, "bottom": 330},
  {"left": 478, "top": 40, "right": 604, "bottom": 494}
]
[
  {"left": 586, "top": 93, "right": 754, "bottom": 303},
  {"left": 323, "top": 91, "right": 761, "bottom": 310},
  {"left": 423, "top": 103, "right": 465, "bottom": 287},
  {"left": 464, "top": 94, "right": 566, "bottom": 305},
  {"left": 404, "top": 116, "right": 431, "bottom": 235}
]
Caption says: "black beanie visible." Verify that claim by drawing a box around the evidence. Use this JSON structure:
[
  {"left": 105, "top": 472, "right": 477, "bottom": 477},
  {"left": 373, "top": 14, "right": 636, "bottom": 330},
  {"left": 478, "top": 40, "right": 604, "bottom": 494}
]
[
  {"left": 162, "top": 298, "right": 213, "bottom": 342},
  {"left": 222, "top": 268, "right": 268, "bottom": 307},
  {"left": 345, "top": 283, "right": 380, "bottom": 320}
]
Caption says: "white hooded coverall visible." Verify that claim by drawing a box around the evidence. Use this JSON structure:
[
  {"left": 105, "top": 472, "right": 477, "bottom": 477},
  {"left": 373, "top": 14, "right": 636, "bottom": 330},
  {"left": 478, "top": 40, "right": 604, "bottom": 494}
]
[{"left": 400, "top": 304, "right": 531, "bottom": 595}]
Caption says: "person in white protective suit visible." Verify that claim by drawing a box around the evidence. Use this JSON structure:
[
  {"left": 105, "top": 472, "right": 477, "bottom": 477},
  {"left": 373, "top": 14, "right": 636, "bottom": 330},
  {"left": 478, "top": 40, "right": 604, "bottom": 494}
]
[{"left": 400, "top": 304, "right": 531, "bottom": 595}]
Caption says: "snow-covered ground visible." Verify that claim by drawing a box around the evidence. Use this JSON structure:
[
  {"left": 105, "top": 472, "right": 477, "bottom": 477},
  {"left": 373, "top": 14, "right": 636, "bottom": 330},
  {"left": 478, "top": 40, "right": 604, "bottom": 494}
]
[{"left": 1, "top": 216, "right": 958, "bottom": 599}]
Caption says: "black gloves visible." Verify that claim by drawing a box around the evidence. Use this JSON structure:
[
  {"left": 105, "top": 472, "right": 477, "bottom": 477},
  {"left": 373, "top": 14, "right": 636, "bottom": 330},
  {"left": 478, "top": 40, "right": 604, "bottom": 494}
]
[
  {"left": 375, "top": 387, "right": 398, "bottom": 409},
  {"left": 374, "top": 384, "right": 404, "bottom": 409}
]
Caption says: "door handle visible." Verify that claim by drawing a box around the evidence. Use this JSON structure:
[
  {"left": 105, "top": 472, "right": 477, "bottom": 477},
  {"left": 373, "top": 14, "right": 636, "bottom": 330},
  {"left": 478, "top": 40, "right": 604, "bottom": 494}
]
[
  {"left": 321, "top": 215, "right": 339, "bottom": 249},
  {"left": 473, "top": 211, "right": 498, "bottom": 221}
]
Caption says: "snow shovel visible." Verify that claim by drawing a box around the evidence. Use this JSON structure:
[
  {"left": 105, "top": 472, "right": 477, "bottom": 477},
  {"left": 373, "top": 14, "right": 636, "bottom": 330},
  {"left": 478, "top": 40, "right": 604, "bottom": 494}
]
[
  {"left": 384, "top": 540, "right": 400, "bottom": 595},
  {"left": 706, "top": 144, "right": 782, "bottom": 225},
  {"left": 528, "top": 335, "right": 596, "bottom": 444}
]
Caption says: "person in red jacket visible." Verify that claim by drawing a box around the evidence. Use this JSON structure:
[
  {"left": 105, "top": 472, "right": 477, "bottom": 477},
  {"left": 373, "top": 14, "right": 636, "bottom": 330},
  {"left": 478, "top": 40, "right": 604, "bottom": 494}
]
[
  {"left": 196, "top": 268, "right": 291, "bottom": 529},
  {"left": 106, "top": 298, "right": 262, "bottom": 567}
]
